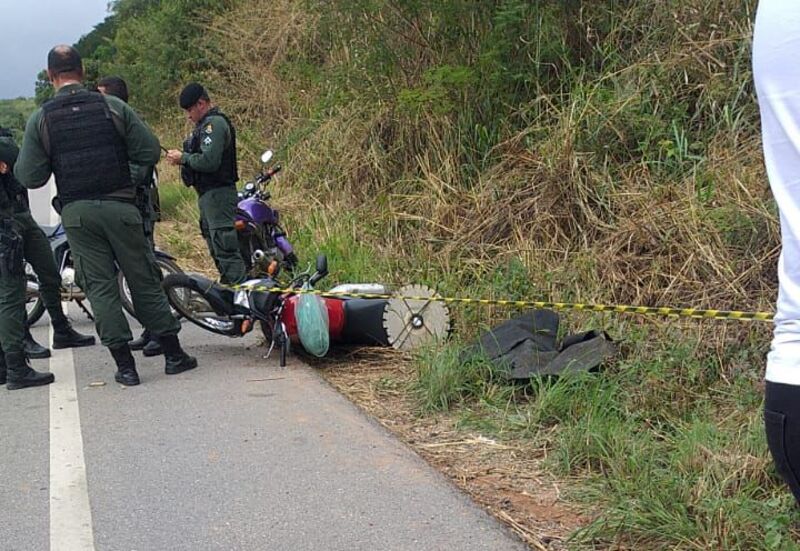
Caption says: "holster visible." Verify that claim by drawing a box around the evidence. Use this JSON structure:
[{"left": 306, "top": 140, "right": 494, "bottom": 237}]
[
  {"left": 0, "top": 218, "right": 24, "bottom": 278},
  {"left": 135, "top": 185, "right": 148, "bottom": 218}
]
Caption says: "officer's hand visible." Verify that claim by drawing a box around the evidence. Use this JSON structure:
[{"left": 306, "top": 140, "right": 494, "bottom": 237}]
[{"left": 166, "top": 150, "right": 183, "bottom": 165}]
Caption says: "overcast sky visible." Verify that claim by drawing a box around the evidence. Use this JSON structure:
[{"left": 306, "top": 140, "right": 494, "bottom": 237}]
[{"left": 2, "top": 0, "right": 111, "bottom": 99}]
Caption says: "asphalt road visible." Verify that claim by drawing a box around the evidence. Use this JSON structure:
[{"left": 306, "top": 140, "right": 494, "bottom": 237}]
[
  {"left": 9, "top": 175, "right": 527, "bottom": 550},
  {"left": 1, "top": 310, "right": 527, "bottom": 551}
]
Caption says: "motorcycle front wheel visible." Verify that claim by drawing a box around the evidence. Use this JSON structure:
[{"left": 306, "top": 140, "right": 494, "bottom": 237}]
[
  {"left": 162, "top": 273, "right": 240, "bottom": 336},
  {"left": 118, "top": 256, "right": 183, "bottom": 320}
]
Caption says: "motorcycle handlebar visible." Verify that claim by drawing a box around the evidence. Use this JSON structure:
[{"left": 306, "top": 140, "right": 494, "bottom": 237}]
[{"left": 256, "top": 164, "right": 281, "bottom": 185}]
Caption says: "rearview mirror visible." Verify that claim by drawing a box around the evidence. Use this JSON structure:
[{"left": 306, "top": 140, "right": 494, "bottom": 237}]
[
  {"left": 261, "top": 150, "right": 273, "bottom": 164},
  {"left": 315, "top": 254, "right": 328, "bottom": 277},
  {"left": 309, "top": 254, "right": 328, "bottom": 286}
]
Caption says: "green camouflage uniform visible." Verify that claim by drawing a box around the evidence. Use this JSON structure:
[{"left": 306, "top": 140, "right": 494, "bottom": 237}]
[
  {"left": 181, "top": 111, "right": 246, "bottom": 285},
  {"left": 14, "top": 84, "right": 180, "bottom": 349}
]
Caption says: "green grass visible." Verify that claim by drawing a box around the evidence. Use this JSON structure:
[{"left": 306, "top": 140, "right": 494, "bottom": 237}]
[
  {"left": 411, "top": 326, "right": 800, "bottom": 549},
  {"left": 157, "top": 181, "right": 197, "bottom": 223}
]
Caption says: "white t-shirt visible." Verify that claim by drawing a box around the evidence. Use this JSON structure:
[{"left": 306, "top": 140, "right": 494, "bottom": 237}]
[{"left": 754, "top": 0, "right": 800, "bottom": 384}]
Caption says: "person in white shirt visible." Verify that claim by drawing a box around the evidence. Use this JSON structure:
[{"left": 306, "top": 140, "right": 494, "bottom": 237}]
[{"left": 753, "top": 0, "right": 800, "bottom": 505}]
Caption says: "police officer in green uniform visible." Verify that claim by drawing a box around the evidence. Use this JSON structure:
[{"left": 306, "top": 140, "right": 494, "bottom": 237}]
[
  {"left": 97, "top": 76, "right": 163, "bottom": 357},
  {"left": 166, "top": 83, "right": 247, "bottom": 285},
  {"left": 15, "top": 45, "right": 196, "bottom": 386},
  {"left": 0, "top": 135, "right": 56, "bottom": 389},
  {"left": 0, "top": 129, "right": 95, "bottom": 363}
]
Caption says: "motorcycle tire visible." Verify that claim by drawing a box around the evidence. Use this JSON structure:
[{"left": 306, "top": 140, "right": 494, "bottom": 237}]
[
  {"left": 118, "top": 256, "right": 184, "bottom": 320},
  {"left": 161, "top": 273, "right": 239, "bottom": 336},
  {"left": 25, "top": 271, "right": 46, "bottom": 326}
]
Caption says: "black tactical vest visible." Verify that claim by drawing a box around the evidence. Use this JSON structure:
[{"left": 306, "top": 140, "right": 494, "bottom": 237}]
[
  {"left": 42, "top": 90, "right": 132, "bottom": 205},
  {"left": 182, "top": 108, "right": 238, "bottom": 194}
]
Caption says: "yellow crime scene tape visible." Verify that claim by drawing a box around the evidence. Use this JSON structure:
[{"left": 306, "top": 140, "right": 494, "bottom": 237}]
[{"left": 232, "top": 284, "right": 775, "bottom": 323}]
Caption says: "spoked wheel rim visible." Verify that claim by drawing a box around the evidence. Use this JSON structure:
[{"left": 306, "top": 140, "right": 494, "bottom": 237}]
[
  {"left": 164, "top": 283, "right": 237, "bottom": 336},
  {"left": 121, "top": 257, "right": 184, "bottom": 319}
]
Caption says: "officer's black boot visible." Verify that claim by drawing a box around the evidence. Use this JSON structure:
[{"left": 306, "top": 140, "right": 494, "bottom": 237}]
[
  {"left": 142, "top": 337, "right": 163, "bottom": 357},
  {"left": 110, "top": 345, "right": 140, "bottom": 386},
  {"left": 129, "top": 329, "right": 149, "bottom": 351},
  {"left": 6, "top": 351, "right": 55, "bottom": 390},
  {"left": 24, "top": 327, "right": 51, "bottom": 359},
  {"left": 51, "top": 314, "right": 96, "bottom": 349},
  {"left": 158, "top": 334, "right": 197, "bottom": 375},
  {"left": 129, "top": 330, "right": 148, "bottom": 350},
  {"left": 130, "top": 329, "right": 163, "bottom": 357}
]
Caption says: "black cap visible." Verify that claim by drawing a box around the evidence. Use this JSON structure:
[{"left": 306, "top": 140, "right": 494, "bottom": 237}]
[{"left": 179, "top": 82, "right": 207, "bottom": 109}]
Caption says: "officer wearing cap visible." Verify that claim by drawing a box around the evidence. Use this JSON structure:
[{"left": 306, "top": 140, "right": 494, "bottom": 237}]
[
  {"left": 97, "top": 75, "right": 163, "bottom": 357},
  {"left": 0, "top": 132, "right": 56, "bottom": 389},
  {"left": 165, "top": 83, "right": 246, "bottom": 285},
  {"left": 15, "top": 45, "right": 197, "bottom": 386},
  {"left": 0, "top": 127, "right": 95, "bottom": 363}
]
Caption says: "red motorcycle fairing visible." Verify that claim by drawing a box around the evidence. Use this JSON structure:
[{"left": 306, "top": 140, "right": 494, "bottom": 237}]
[
  {"left": 282, "top": 294, "right": 346, "bottom": 343},
  {"left": 282, "top": 295, "right": 391, "bottom": 347}
]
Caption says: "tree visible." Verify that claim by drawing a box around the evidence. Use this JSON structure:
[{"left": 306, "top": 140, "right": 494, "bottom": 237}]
[{"left": 34, "top": 70, "right": 54, "bottom": 106}]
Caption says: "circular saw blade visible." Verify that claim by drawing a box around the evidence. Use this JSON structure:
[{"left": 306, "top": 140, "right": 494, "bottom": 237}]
[{"left": 383, "top": 284, "right": 451, "bottom": 351}]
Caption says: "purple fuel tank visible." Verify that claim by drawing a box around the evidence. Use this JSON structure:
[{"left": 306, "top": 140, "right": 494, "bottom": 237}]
[{"left": 237, "top": 197, "right": 279, "bottom": 226}]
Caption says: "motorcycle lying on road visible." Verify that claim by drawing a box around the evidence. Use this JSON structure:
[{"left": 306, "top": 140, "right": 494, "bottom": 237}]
[
  {"left": 25, "top": 222, "right": 183, "bottom": 325},
  {"left": 236, "top": 150, "right": 298, "bottom": 277},
  {"left": 161, "top": 255, "right": 391, "bottom": 367}
]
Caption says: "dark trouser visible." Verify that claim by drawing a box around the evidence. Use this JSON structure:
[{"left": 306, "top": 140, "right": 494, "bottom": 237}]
[
  {"left": 197, "top": 186, "right": 246, "bottom": 285},
  {"left": 15, "top": 210, "right": 66, "bottom": 327},
  {"left": 765, "top": 381, "right": 800, "bottom": 505},
  {"left": 61, "top": 199, "right": 180, "bottom": 349},
  {"left": 0, "top": 266, "right": 25, "bottom": 357}
]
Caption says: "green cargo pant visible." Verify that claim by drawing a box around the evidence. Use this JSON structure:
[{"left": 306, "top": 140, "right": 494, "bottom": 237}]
[
  {"left": 0, "top": 221, "right": 25, "bottom": 356},
  {"left": 61, "top": 200, "right": 180, "bottom": 349},
  {"left": 198, "top": 186, "right": 246, "bottom": 285},
  {"left": 15, "top": 210, "right": 66, "bottom": 326}
]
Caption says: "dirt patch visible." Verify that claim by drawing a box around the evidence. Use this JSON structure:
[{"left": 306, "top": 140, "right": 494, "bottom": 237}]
[{"left": 310, "top": 347, "right": 590, "bottom": 550}]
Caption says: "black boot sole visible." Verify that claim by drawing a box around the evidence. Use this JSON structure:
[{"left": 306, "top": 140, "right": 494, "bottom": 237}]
[
  {"left": 52, "top": 338, "right": 96, "bottom": 350},
  {"left": 7, "top": 374, "right": 55, "bottom": 390},
  {"left": 114, "top": 372, "right": 141, "bottom": 386}
]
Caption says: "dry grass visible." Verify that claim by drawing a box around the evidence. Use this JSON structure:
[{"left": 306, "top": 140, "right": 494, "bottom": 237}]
[{"left": 145, "top": 1, "right": 794, "bottom": 547}]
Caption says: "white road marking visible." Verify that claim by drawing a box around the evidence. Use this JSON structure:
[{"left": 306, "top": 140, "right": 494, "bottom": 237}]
[{"left": 49, "top": 317, "right": 95, "bottom": 551}]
